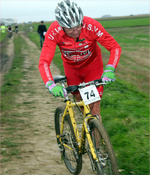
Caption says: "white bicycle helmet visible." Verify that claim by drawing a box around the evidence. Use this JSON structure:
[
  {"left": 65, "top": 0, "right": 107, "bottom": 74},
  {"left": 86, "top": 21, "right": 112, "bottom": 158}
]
[{"left": 55, "top": 0, "right": 83, "bottom": 28}]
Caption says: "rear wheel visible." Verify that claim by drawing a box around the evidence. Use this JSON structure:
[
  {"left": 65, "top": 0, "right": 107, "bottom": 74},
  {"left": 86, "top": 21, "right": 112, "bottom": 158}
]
[
  {"left": 55, "top": 107, "right": 82, "bottom": 175},
  {"left": 89, "top": 119, "right": 119, "bottom": 175}
]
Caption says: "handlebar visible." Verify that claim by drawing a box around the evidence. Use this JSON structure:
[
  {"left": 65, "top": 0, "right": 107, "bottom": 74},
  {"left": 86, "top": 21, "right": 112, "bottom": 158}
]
[
  {"left": 66, "top": 79, "right": 106, "bottom": 93},
  {"left": 53, "top": 75, "right": 106, "bottom": 94}
]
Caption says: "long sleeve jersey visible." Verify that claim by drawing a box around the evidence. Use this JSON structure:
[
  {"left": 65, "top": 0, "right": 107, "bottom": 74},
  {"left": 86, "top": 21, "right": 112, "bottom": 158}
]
[{"left": 39, "top": 16, "right": 121, "bottom": 84}]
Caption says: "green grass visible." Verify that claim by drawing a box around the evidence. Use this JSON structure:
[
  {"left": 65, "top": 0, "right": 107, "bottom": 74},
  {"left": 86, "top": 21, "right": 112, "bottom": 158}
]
[
  {"left": 27, "top": 31, "right": 41, "bottom": 49},
  {"left": 107, "top": 27, "right": 149, "bottom": 48},
  {"left": 100, "top": 79, "right": 149, "bottom": 174},
  {"left": 98, "top": 17, "right": 149, "bottom": 28},
  {"left": 0, "top": 32, "right": 7, "bottom": 42},
  {"left": 1, "top": 35, "right": 26, "bottom": 162}
]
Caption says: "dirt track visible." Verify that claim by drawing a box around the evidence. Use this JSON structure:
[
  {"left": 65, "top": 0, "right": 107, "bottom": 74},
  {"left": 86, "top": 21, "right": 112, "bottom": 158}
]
[
  {"left": 0, "top": 36, "right": 14, "bottom": 83},
  {"left": 1, "top": 33, "right": 96, "bottom": 175}
]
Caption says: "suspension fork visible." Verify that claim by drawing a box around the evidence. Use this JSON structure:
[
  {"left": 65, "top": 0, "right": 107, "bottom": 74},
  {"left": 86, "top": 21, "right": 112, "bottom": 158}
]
[
  {"left": 60, "top": 101, "right": 81, "bottom": 146},
  {"left": 84, "top": 114, "right": 99, "bottom": 162}
]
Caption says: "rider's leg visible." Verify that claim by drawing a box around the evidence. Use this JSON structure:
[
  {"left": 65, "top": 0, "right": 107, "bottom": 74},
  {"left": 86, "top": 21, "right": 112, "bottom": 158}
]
[
  {"left": 74, "top": 93, "right": 102, "bottom": 122},
  {"left": 74, "top": 93, "right": 84, "bottom": 113},
  {"left": 89, "top": 100, "right": 102, "bottom": 122},
  {"left": 74, "top": 93, "right": 81, "bottom": 101}
]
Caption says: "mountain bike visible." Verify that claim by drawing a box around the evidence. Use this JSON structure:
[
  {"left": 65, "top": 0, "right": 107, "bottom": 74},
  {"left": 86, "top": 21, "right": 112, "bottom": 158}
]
[{"left": 54, "top": 75, "right": 119, "bottom": 175}]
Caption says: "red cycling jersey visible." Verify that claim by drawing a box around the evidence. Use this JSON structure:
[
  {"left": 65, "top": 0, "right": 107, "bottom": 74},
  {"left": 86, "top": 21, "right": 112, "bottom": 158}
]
[{"left": 39, "top": 16, "right": 121, "bottom": 84}]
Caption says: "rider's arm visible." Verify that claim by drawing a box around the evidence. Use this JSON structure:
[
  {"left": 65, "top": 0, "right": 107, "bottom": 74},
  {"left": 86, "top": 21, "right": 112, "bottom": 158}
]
[
  {"left": 85, "top": 17, "right": 121, "bottom": 83},
  {"left": 97, "top": 28, "right": 121, "bottom": 68},
  {"left": 87, "top": 17, "right": 121, "bottom": 68},
  {"left": 95, "top": 21, "right": 121, "bottom": 82},
  {"left": 38, "top": 22, "right": 66, "bottom": 97},
  {"left": 38, "top": 24, "right": 57, "bottom": 84}
]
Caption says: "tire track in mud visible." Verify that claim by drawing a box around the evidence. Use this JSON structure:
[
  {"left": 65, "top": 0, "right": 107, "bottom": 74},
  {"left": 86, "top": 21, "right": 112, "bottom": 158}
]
[
  {"left": 0, "top": 36, "right": 14, "bottom": 84},
  {"left": 1, "top": 33, "right": 95, "bottom": 175}
]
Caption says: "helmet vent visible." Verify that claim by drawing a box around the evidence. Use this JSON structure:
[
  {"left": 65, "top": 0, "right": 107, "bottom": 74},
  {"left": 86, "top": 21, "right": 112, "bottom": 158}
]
[{"left": 55, "top": 0, "right": 83, "bottom": 28}]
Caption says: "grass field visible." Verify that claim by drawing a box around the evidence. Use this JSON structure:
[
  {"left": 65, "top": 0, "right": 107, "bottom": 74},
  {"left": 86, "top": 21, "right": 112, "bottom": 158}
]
[
  {"left": 0, "top": 32, "right": 7, "bottom": 42},
  {"left": 98, "top": 17, "right": 149, "bottom": 28},
  {"left": 1, "top": 15, "right": 149, "bottom": 175}
]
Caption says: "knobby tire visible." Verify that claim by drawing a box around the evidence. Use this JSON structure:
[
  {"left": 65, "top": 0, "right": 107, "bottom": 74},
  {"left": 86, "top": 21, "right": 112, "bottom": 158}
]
[
  {"left": 89, "top": 119, "right": 119, "bottom": 175},
  {"left": 54, "top": 107, "right": 82, "bottom": 175}
]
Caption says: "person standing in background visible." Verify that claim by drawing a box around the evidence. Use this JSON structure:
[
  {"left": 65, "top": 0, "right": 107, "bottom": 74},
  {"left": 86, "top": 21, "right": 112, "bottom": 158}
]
[{"left": 37, "top": 21, "right": 47, "bottom": 48}]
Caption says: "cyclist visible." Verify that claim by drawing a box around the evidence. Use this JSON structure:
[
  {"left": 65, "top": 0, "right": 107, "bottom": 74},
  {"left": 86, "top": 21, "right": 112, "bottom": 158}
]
[
  {"left": 37, "top": 21, "right": 47, "bottom": 48},
  {"left": 7, "top": 25, "right": 13, "bottom": 38},
  {"left": 15, "top": 24, "right": 19, "bottom": 33},
  {"left": 38, "top": 0, "right": 121, "bottom": 121}
]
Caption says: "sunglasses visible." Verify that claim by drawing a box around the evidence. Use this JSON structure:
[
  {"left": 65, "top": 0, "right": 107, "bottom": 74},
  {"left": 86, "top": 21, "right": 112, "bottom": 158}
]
[{"left": 64, "top": 25, "right": 82, "bottom": 33}]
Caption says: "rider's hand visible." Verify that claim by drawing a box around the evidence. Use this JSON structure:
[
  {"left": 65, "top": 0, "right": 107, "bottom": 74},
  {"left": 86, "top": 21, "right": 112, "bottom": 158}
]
[
  {"left": 46, "top": 81, "right": 66, "bottom": 98},
  {"left": 102, "top": 64, "right": 115, "bottom": 84}
]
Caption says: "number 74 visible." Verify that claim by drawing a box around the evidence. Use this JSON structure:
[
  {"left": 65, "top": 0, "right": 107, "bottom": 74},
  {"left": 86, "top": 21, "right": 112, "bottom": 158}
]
[{"left": 84, "top": 90, "right": 95, "bottom": 100}]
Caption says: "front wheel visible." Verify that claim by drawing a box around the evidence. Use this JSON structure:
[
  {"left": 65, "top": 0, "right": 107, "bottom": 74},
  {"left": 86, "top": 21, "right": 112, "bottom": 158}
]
[
  {"left": 89, "top": 119, "right": 119, "bottom": 175},
  {"left": 54, "top": 107, "right": 82, "bottom": 175}
]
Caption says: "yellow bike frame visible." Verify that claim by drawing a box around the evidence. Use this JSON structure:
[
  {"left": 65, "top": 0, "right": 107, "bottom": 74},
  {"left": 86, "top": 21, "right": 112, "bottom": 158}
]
[{"left": 59, "top": 99, "right": 99, "bottom": 162}]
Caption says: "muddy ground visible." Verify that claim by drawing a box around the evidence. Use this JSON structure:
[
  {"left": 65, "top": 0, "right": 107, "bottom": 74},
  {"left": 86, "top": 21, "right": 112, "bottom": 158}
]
[{"left": 1, "top": 33, "right": 96, "bottom": 175}]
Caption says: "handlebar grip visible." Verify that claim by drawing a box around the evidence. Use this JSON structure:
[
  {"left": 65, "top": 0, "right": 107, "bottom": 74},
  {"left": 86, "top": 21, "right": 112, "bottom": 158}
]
[
  {"left": 94, "top": 79, "right": 103, "bottom": 83},
  {"left": 66, "top": 85, "right": 79, "bottom": 93}
]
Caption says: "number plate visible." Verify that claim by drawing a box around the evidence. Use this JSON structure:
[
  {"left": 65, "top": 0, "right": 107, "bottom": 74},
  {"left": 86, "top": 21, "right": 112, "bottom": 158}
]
[{"left": 79, "top": 85, "right": 101, "bottom": 105}]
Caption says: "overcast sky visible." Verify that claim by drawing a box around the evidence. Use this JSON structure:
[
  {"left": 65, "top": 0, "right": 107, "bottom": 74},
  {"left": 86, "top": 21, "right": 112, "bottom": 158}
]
[{"left": 0, "top": 0, "right": 149, "bottom": 23}]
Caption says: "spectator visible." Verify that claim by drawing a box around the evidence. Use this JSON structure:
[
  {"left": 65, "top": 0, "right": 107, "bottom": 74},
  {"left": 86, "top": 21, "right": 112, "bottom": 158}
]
[{"left": 37, "top": 21, "right": 47, "bottom": 48}]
